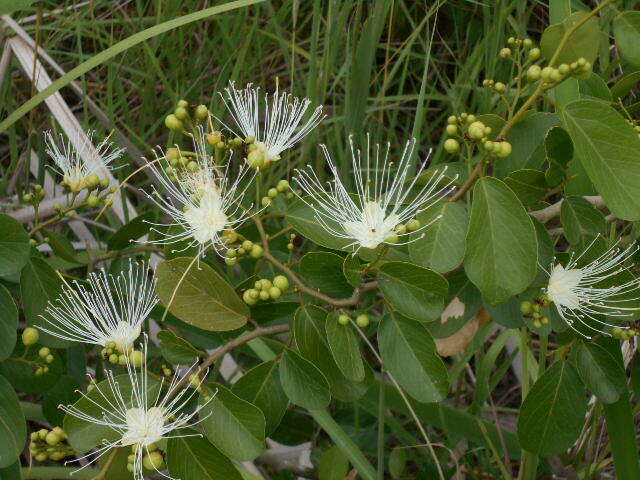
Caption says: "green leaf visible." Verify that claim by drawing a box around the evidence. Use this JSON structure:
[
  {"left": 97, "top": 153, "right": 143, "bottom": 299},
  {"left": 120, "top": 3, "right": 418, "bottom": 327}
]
[
  {"left": 562, "top": 99, "right": 640, "bottom": 221},
  {"left": 378, "top": 262, "right": 448, "bottom": 322},
  {"left": 200, "top": 385, "right": 265, "bottom": 461},
  {"left": 107, "top": 212, "right": 154, "bottom": 250},
  {"left": 377, "top": 312, "right": 449, "bottom": 403},
  {"left": 293, "top": 305, "right": 371, "bottom": 401},
  {"left": 0, "top": 0, "right": 36, "bottom": 15},
  {"left": 20, "top": 257, "right": 66, "bottom": 348},
  {"left": 541, "top": 11, "right": 600, "bottom": 65},
  {"left": 300, "top": 251, "right": 354, "bottom": 298},
  {"left": 495, "top": 113, "right": 560, "bottom": 178},
  {"left": 389, "top": 447, "right": 407, "bottom": 479},
  {"left": 0, "top": 344, "right": 63, "bottom": 394},
  {"left": 319, "top": 446, "right": 349, "bottom": 480},
  {"left": 464, "top": 177, "right": 538, "bottom": 305},
  {"left": 167, "top": 430, "right": 243, "bottom": 480},
  {"left": 286, "top": 198, "right": 351, "bottom": 251},
  {"left": 156, "top": 257, "right": 249, "bottom": 331},
  {"left": 42, "top": 375, "right": 81, "bottom": 426},
  {"left": 517, "top": 360, "right": 586, "bottom": 455},
  {"left": 611, "top": 71, "right": 640, "bottom": 100},
  {"left": 342, "top": 254, "right": 361, "bottom": 288},
  {"left": 43, "top": 229, "right": 81, "bottom": 263},
  {"left": 157, "top": 329, "right": 204, "bottom": 365},
  {"left": 575, "top": 340, "right": 627, "bottom": 404},
  {"left": 0, "top": 375, "right": 26, "bottom": 468},
  {"left": 613, "top": 11, "right": 640, "bottom": 66},
  {"left": 63, "top": 374, "right": 160, "bottom": 451},
  {"left": 0, "top": 285, "right": 17, "bottom": 361},
  {"left": 408, "top": 202, "right": 468, "bottom": 273},
  {"left": 560, "top": 196, "right": 605, "bottom": 245},
  {"left": 325, "top": 312, "right": 365, "bottom": 382},
  {"left": 504, "top": 169, "right": 547, "bottom": 205},
  {"left": 0, "top": 214, "right": 29, "bottom": 277},
  {"left": 279, "top": 348, "right": 331, "bottom": 409},
  {"left": 231, "top": 361, "right": 288, "bottom": 435},
  {"left": 545, "top": 126, "right": 573, "bottom": 166},
  {"left": 578, "top": 74, "right": 612, "bottom": 101}
]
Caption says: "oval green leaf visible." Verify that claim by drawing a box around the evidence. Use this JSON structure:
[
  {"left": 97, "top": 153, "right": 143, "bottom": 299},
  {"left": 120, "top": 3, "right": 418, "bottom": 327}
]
[
  {"left": 279, "top": 348, "right": 331, "bottom": 410},
  {"left": 575, "top": 340, "right": 627, "bottom": 404},
  {"left": 0, "top": 214, "right": 29, "bottom": 277},
  {"left": 614, "top": 11, "right": 640, "bottom": 66},
  {"left": 0, "top": 375, "right": 26, "bottom": 468},
  {"left": 0, "top": 285, "right": 18, "bottom": 361},
  {"left": 325, "top": 312, "right": 365, "bottom": 382},
  {"left": 541, "top": 11, "right": 599, "bottom": 65},
  {"left": 157, "top": 329, "right": 204, "bottom": 365},
  {"left": 300, "top": 251, "right": 354, "bottom": 298}
]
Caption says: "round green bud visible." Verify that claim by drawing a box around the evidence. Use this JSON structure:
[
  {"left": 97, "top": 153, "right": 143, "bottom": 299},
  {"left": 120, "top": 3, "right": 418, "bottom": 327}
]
[
  {"left": 86, "top": 195, "right": 100, "bottom": 208},
  {"left": 395, "top": 223, "right": 406, "bottom": 235},
  {"left": 493, "top": 82, "right": 506, "bottom": 93},
  {"left": 243, "top": 290, "right": 257, "bottom": 306},
  {"left": 225, "top": 257, "right": 237, "bottom": 266},
  {"left": 541, "top": 316, "right": 549, "bottom": 325},
  {"left": 86, "top": 173, "right": 100, "bottom": 189},
  {"left": 549, "top": 69, "right": 562, "bottom": 82},
  {"left": 174, "top": 107, "right": 188, "bottom": 120},
  {"left": 226, "top": 248, "right": 237, "bottom": 258},
  {"left": 22, "top": 327, "right": 39, "bottom": 346},
  {"left": 528, "top": 47, "right": 540, "bottom": 60},
  {"left": 446, "top": 115, "right": 457, "bottom": 125},
  {"left": 249, "top": 244, "right": 264, "bottom": 259},
  {"left": 52, "top": 427, "right": 66, "bottom": 440},
  {"left": 507, "top": 36, "right": 515, "bottom": 45},
  {"left": 143, "top": 451, "right": 165, "bottom": 471},
  {"left": 177, "top": 99, "right": 188, "bottom": 108},
  {"left": 129, "top": 350, "right": 144, "bottom": 367},
  {"left": 406, "top": 219, "right": 421, "bottom": 232},
  {"left": 195, "top": 105, "right": 208, "bottom": 120},
  {"left": 45, "top": 354, "right": 54, "bottom": 364},
  {"left": 276, "top": 179, "right": 290, "bottom": 192},
  {"left": 38, "top": 429, "right": 48, "bottom": 440},
  {"left": 35, "top": 453, "right": 48, "bottom": 462},
  {"left": 466, "top": 114, "right": 476, "bottom": 123},
  {"left": 533, "top": 319, "right": 542, "bottom": 329},
  {"left": 259, "top": 290, "right": 270, "bottom": 301},
  {"left": 287, "top": 243, "right": 294, "bottom": 250},
  {"left": 35, "top": 367, "right": 43, "bottom": 376},
  {"left": 273, "top": 275, "right": 289, "bottom": 290},
  {"left": 206, "top": 131, "right": 222, "bottom": 146},
  {"left": 31, "top": 432, "right": 39, "bottom": 441},
  {"left": 499, "top": 47, "right": 511, "bottom": 59},
  {"left": 261, "top": 196, "right": 272, "bottom": 207},
  {"left": 526, "top": 65, "right": 541, "bottom": 82},
  {"left": 45, "top": 431, "right": 61, "bottom": 446},
  {"left": 247, "top": 289, "right": 259, "bottom": 300},
  {"left": 520, "top": 301, "right": 533, "bottom": 315},
  {"left": 187, "top": 161, "right": 199, "bottom": 172},
  {"left": 268, "top": 188, "right": 278, "bottom": 198},
  {"left": 532, "top": 303, "right": 541, "bottom": 313},
  {"left": 445, "top": 124, "right": 458, "bottom": 136},
  {"left": 50, "top": 451, "right": 65, "bottom": 461},
  {"left": 247, "top": 150, "right": 265, "bottom": 169},
  {"left": 443, "top": 138, "right": 460, "bottom": 154},
  {"left": 42, "top": 366, "right": 49, "bottom": 374},
  {"left": 356, "top": 314, "right": 370, "bottom": 328},
  {"left": 541, "top": 66, "right": 554, "bottom": 82},
  {"left": 29, "top": 238, "right": 37, "bottom": 247},
  {"left": 558, "top": 63, "right": 570, "bottom": 75},
  {"left": 582, "top": 61, "right": 592, "bottom": 73},
  {"left": 577, "top": 57, "right": 586, "bottom": 67},
  {"left": 22, "top": 193, "right": 34, "bottom": 203},
  {"left": 338, "top": 314, "right": 350, "bottom": 326},
  {"left": 468, "top": 121, "right": 486, "bottom": 139},
  {"left": 268, "top": 286, "right": 282, "bottom": 299},
  {"left": 118, "top": 354, "right": 127, "bottom": 366},
  {"left": 241, "top": 241, "right": 253, "bottom": 251},
  {"left": 496, "top": 142, "right": 512, "bottom": 158},
  {"left": 39, "top": 347, "right": 51, "bottom": 358},
  {"left": 164, "top": 114, "right": 183, "bottom": 131},
  {"left": 523, "top": 38, "right": 533, "bottom": 48}
]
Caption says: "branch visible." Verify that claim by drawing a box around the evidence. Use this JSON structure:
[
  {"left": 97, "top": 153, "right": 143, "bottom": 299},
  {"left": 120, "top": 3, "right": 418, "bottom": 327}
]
[{"left": 528, "top": 196, "right": 604, "bottom": 223}]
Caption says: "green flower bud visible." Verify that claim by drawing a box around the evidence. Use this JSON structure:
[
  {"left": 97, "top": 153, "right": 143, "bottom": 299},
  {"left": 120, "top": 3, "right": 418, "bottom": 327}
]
[
  {"left": 496, "top": 142, "right": 512, "bottom": 158},
  {"left": 177, "top": 99, "right": 189, "bottom": 108},
  {"left": 249, "top": 244, "right": 264, "bottom": 259},
  {"left": 22, "top": 193, "right": 34, "bottom": 203},
  {"left": 549, "top": 69, "right": 562, "bottom": 82},
  {"left": 86, "top": 173, "right": 100, "bottom": 189},
  {"left": 130, "top": 350, "right": 144, "bottom": 367},
  {"left": 35, "top": 453, "right": 48, "bottom": 462},
  {"left": 22, "top": 327, "right": 39, "bottom": 346},
  {"left": 206, "top": 131, "right": 222, "bottom": 146},
  {"left": 143, "top": 451, "right": 165, "bottom": 471},
  {"left": 259, "top": 290, "right": 270, "bottom": 301},
  {"left": 445, "top": 124, "right": 458, "bottom": 136},
  {"left": 446, "top": 115, "right": 457, "bottom": 125},
  {"left": 493, "top": 82, "right": 506, "bottom": 93},
  {"left": 287, "top": 243, "right": 294, "bottom": 250},
  {"left": 87, "top": 195, "right": 100, "bottom": 208},
  {"left": 243, "top": 290, "right": 257, "bottom": 306},
  {"left": 268, "top": 286, "right": 282, "bottom": 299},
  {"left": 520, "top": 301, "right": 533, "bottom": 315},
  {"left": 268, "top": 188, "right": 278, "bottom": 198},
  {"left": 276, "top": 179, "right": 290, "bottom": 192},
  {"left": 528, "top": 47, "right": 540, "bottom": 60},
  {"left": 444, "top": 138, "right": 460, "bottom": 154},
  {"left": 195, "top": 105, "right": 209, "bottom": 120},
  {"left": 247, "top": 150, "right": 265, "bottom": 169},
  {"left": 499, "top": 47, "right": 511, "bottom": 59},
  {"left": 338, "top": 314, "right": 350, "bottom": 326},
  {"left": 45, "top": 354, "right": 54, "bottom": 364},
  {"left": 523, "top": 38, "right": 533, "bottom": 48},
  {"left": 558, "top": 63, "right": 570, "bottom": 75},
  {"left": 50, "top": 451, "right": 66, "bottom": 461},
  {"left": 108, "top": 353, "right": 118, "bottom": 364},
  {"left": 273, "top": 275, "right": 289, "bottom": 290},
  {"left": 39, "top": 347, "right": 50, "bottom": 358},
  {"left": 45, "top": 431, "right": 61, "bottom": 446},
  {"left": 356, "top": 314, "right": 370, "bottom": 328},
  {"left": 406, "top": 219, "right": 421, "bottom": 232},
  {"left": 468, "top": 121, "right": 486, "bottom": 140},
  {"left": 118, "top": 354, "right": 127, "bottom": 366},
  {"left": 507, "top": 37, "right": 515, "bottom": 45},
  {"left": 165, "top": 114, "right": 183, "bottom": 132},
  {"left": 541, "top": 316, "right": 549, "bottom": 325},
  {"left": 225, "top": 257, "right": 237, "bottom": 266},
  {"left": 526, "top": 65, "right": 541, "bottom": 82},
  {"left": 541, "top": 66, "right": 554, "bottom": 82},
  {"left": 261, "top": 197, "right": 272, "bottom": 207},
  {"left": 533, "top": 319, "right": 542, "bottom": 329},
  {"left": 466, "top": 114, "right": 476, "bottom": 123}
]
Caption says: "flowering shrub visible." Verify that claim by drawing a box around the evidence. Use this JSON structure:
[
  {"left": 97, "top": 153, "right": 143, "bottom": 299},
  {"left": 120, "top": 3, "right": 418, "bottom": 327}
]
[{"left": 2, "top": 1, "right": 640, "bottom": 479}]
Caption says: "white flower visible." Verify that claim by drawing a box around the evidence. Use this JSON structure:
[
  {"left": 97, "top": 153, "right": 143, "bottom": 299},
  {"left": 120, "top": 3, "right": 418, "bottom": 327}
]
[
  {"left": 41, "top": 261, "right": 156, "bottom": 352},
  {"left": 293, "top": 136, "right": 456, "bottom": 250},
  {"left": 218, "top": 82, "right": 324, "bottom": 164},
  {"left": 145, "top": 130, "right": 256, "bottom": 257},
  {"left": 544, "top": 237, "right": 640, "bottom": 338},
  {"left": 44, "top": 130, "right": 123, "bottom": 191},
  {"left": 60, "top": 339, "right": 210, "bottom": 480}
]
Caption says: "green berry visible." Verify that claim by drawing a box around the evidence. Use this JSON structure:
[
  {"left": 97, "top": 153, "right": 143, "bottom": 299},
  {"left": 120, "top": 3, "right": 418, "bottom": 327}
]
[
  {"left": 558, "top": 64, "right": 570, "bottom": 75},
  {"left": 268, "top": 286, "right": 282, "bottom": 299},
  {"left": 273, "top": 275, "right": 290, "bottom": 290},
  {"left": 261, "top": 196, "right": 272, "bottom": 207},
  {"left": 533, "top": 319, "right": 542, "bottom": 329},
  {"left": 443, "top": 138, "right": 460, "bottom": 154},
  {"left": 523, "top": 38, "right": 533, "bottom": 48},
  {"left": 45, "top": 354, "right": 54, "bottom": 364},
  {"left": 247, "top": 288, "right": 259, "bottom": 300},
  {"left": 445, "top": 124, "right": 458, "bottom": 136},
  {"left": 446, "top": 115, "right": 457, "bottom": 124},
  {"left": 164, "top": 114, "right": 183, "bottom": 131},
  {"left": 243, "top": 290, "right": 257, "bottom": 306},
  {"left": 143, "top": 451, "right": 165, "bottom": 471},
  {"left": 242, "top": 240, "right": 253, "bottom": 250},
  {"left": 195, "top": 105, "right": 209, "bottom": 120},
  {"left": 338, "top": 314, "right": 350, "bottom": 326},
  {"left": 406, "top": 219, "right": 421, "bottom": 232},
  {"left": 493, "top": 82, "right": 506, "bottom": 93},
  {"left": 45, "top": 431, "right": 61, "bottom": 446},
  {"left": 520, "top": 301, "right": 533, "bottom": 315},
  {"left": 22, "top": 327, "right": 39, "bottom": 346},
  {"left": 177, "top": 99, "right": 188, "bottom": 108},
  {"left": 174, "top": 106, "right": 189, "bottom": 120},
  {"left": 496, "top": 142, "right": 512, "bottom": 158},
  {"left": 526, "top": 65, "right": 541, "bottom": 82},
  {"left": 541, "top": 66, "right": 554, "bottom": 82},
  {"left": 268, "top": 188, "right": 278, "bottom": 198},
  {"left": 130, "top": 350, "right": 144, "bottom": 367},
  {"left": 499, "top": 47, "right": 511, "bottom": 59},
  {"left": 468, "top": 121, "right": 486, "bottom": 140},
  {"left": 87, "top": 195, "right": 100, "bottom": 208},
  {"left": 249, "top": 244, "right": 264, "bottom": 259},
  {"left": 287, "top": 243, "right": 294, "bottom": 250},
  {"left": 259, "top": 290, "right": 270, "bottom": 301},
  {"left": 277, "top": 179, "right": 290, "bottom": 192},
  {"left": 39, "top": 347, "right": 51, "bottom": 358},
  {"left": 356, "top": 314, "right": 370, "bottom": 327},
  {"left": 528, "top": 47, "right": 540, "bottom": 60}
]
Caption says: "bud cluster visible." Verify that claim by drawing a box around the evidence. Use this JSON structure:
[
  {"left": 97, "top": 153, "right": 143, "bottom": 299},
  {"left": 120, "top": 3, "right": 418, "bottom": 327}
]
[
  {"left": 224, "top": 239, "right": 264, "bottom": 266},
  {"left": 444, "top": 114, "right": 512, "bottom": 158},
  {"left": 520, "top": 295, "right": 551, "bottom": 329},
  {"left": 612, "top": 326, "right": 640, "bottom": 340},
  {"left": 21, "top": 328, "right": 55, "bottom": 375},
  {"left": 30, "top": 427, "right": 73, "bottom": 462},
  {"left": 242, "top": 275, "right": 290, "bottom": 305},
  {"left": 338, "top": 312, "right": 370, "bottom": 327},
  {"left": 261, "top": 179, "right": 294, "bottom": 208},
  {"left": 526, "top": 57, "right": 592, "bottom": 86},
  {"left": 626, "top": 119, "right": 640, "bottom": 140},
  {"left": 101, "top": 341, "right": 144, "bottom": 367},
  {"left": 129, "top": 444, "right": 166, "bottom": 473},
  {"left": 165, "top": 99, "right": 211, "bottom": 133}
]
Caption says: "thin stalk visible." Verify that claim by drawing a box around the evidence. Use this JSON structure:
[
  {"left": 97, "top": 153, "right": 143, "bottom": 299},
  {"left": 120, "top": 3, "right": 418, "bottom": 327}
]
[{"left": 377, "top": 370, "right": 386, "bottom": 479}]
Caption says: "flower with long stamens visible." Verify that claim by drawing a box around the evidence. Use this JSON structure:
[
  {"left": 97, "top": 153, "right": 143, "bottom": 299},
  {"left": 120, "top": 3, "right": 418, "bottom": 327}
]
[
  {"left": 40, "top": 261, "right": 156, "bottom": 352},
  {"left": 144, "top": 130, "right": 256, "bottom": 257},
  {"left": 44, "top": 130, "right": 124, "bottom": 192},
  {"left": 60, "top": 338, "right": 211, "bottom": 480},
  {"left": 293, "top": 135, "right": 457, "bottom": 251},
  {"left": 218, "top": 82, "right": 324, "bottom": 166},
  {"left": 543, "top": 237, "right": 640, "bottom": 338}
]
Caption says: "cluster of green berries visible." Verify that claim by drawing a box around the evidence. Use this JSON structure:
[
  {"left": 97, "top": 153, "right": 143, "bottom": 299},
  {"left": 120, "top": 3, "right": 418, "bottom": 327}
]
[
  {"left": 612, "top": 326, "right": 640, "bottom": 340},
  {"left": 61, "top": 172, "right": 111, "bottom": 196},
  {"left": 287, "top": 233, "right": 297, "bottom": 251},
  {"left": 128, "top": 444, "right": 165, "bottom": 473},
  {"left": 224, "top": 239, "right": 264, "bottom": 266},
  {"left": 101, "top": 342, "right": 144, "bottom": 367},
  {"left": 501, "top": 37, "right": 540, "bottom": 62},
  {"left": 444, "top": 114, "right": 512, "bottom": 158},
  {"left": 243, "top": 275, "right": 290, "bottom": 305},
  {"left": 21, "top": 328, "right": 55, "bottom": 375},
  {"left": 526, "top": 57, "right": 592, "bottom": 85},
  {"left": 21, "top": 184, "right": 46, "bottom": 204},
  {"left": 520, "top": 295, "right": 551, "bottom": 329},
  {"left": 387, "top": 219, "right": 421, "bottom": 243},
  {"left": 205, "top": 130, "right": 244, "bottom": 152},
  {"left": 626, "top": 119, "right": 640, "bottom": 140},
  {"left": 165, "top": 99, "right": 211, "bottom": 133},
  {"left": 30, "top": 427, "right": 73, "bottom": 462},
  {"left": 261, "top": 179, "right": 294, "bottom": 207},
  {"left": 338, "top": 313, "right": 370, "bottom": 327}
]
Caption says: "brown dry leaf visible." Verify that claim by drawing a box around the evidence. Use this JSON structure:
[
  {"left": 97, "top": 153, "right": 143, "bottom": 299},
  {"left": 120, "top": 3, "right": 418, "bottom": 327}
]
[{"left": 435, "top": 300, "right": 485, "bottom": 356}]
